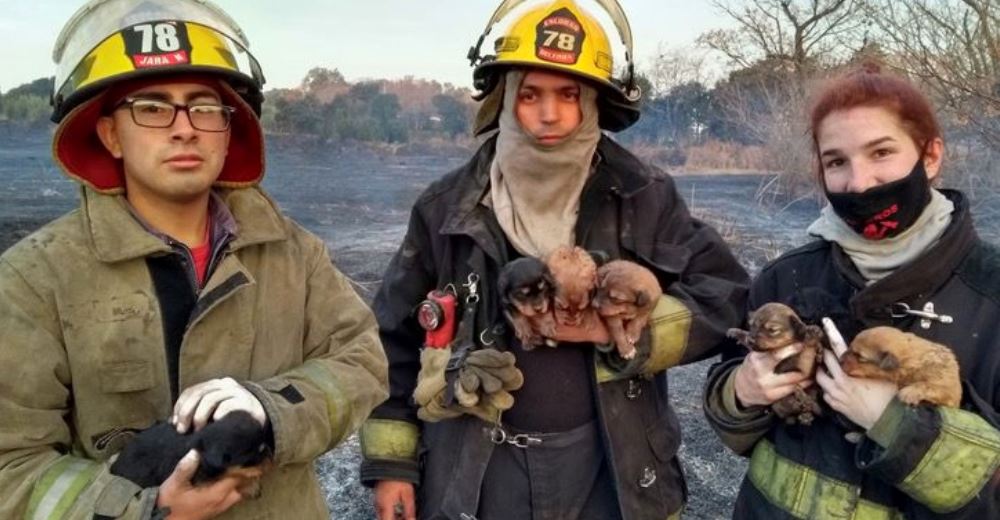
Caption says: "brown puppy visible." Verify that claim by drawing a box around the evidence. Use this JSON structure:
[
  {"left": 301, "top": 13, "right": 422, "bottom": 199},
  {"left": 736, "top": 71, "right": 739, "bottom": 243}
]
[
  {"left": 498, "top": 257, "right": 558, "bottom": 348},
  {"left": 545, "top": 245, "right": 598, "bottom": 328},
  {"left": 842, "top": 326, "right": 961, "bottom": 408},
  {"left": 728, "top": 302, "right": 825, "bottom": 425},
  {"left": 592, "top": 260, "right": 662, "bottom": 359}
]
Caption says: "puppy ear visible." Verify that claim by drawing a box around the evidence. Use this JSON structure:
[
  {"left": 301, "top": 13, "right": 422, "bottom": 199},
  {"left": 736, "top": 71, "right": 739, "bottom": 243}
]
[
  {"left": 542, "top": 270, "right": 557, "bottom": 291},
  {"left": 789, "top": 315, "right": 809, "bottom": 338},
  {"left": 878, "top": 351, "right": 900, "bottom": 371},
  {"left": 634, "top": 290, "right": 649, "bottom": 307},
  {"left": 588, "top": 250, "right": 610, "bottom": 267},
  {"left": 596, "top": 269, "right": 609, "bottom": 288}
]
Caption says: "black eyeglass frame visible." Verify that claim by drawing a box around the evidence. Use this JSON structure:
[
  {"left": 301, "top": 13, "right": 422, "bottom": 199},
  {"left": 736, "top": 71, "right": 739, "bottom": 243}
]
[{"left": 115, "top": 97, "right": 236, "bottom": 132}]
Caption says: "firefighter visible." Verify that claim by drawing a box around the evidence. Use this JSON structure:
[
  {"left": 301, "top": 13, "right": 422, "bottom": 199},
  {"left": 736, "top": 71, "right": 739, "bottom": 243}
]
[
  {"left": 359, "top": 1, "right": 749, "bottom": 518},
  {"left": 0, "top": 1, "right": 388, "bottom": 518}
]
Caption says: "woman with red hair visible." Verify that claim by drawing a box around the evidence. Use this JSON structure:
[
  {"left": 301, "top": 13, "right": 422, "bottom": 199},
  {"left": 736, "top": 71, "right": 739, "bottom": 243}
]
[{"left": 704, "top": 64, "right": 1000, "bottom": 518}]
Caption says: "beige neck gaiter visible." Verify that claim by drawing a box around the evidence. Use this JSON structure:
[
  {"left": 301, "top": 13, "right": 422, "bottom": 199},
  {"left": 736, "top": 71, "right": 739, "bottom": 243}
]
[
  {"left": 807, "top": 189, "right": 955, "bottom": 283},
  {"left": 488, "top": 69, "right": 601, "bottom": 257}
]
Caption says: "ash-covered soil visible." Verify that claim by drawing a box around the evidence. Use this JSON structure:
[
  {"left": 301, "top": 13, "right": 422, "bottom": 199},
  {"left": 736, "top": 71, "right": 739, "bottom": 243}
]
[{"left": 4, "top": 130, "right": 995, "bottom": 519}]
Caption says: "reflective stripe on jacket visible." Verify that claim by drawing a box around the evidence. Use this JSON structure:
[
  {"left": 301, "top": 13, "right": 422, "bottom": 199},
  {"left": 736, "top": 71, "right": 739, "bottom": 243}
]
[
  {"left": 705, "top": 191, "right": 1000, "bottom": 519},
  {"left": 0, "top": 186, "right": 389, "bottom": 519}
]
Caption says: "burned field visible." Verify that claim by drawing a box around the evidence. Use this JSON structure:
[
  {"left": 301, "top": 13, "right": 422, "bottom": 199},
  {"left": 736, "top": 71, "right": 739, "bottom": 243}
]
[{"left": 7, "top": 132, "right": 996, "bottom": 518}]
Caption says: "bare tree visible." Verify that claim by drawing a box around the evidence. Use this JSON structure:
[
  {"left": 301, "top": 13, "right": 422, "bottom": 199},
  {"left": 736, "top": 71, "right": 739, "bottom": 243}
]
[
  {"left": 699, "top": 0, "right": 863, "bottom": 81},
  {"left": 696, "top": 1, "right": 863, "bottom": 203},
  {"left": 862, "top": 0, "right": 1000, "bottom": 150},
  {"left": 645, "top": 44, "right": 717, "bottom": 97},
  {"left": 710, "top": 62, "right": 823, "bottom": 203}
]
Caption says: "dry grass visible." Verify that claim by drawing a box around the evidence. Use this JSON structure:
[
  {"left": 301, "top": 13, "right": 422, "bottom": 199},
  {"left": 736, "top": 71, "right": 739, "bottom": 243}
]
[{"left": 684, "top": 140, "right": 770, "bottom": 172}]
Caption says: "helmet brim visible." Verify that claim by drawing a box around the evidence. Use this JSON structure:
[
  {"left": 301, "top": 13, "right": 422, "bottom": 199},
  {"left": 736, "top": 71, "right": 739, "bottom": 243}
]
[
  {"left": 473, "top": 62, "right": 640, "bottom": 134},
  {"left": 53, "top": 76, "right": 265, "bottom": 194}
]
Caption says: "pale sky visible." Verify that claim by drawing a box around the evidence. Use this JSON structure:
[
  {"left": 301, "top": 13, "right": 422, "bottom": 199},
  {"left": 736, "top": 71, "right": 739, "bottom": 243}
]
[{"left": 0, "top": 1, "right": 732, "bottom": 93}]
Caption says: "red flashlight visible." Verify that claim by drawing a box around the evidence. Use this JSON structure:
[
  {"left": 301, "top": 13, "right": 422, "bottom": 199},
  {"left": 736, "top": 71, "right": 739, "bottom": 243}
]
[{"left": 417, "top": 290, "right": 457, "bottom": 349}]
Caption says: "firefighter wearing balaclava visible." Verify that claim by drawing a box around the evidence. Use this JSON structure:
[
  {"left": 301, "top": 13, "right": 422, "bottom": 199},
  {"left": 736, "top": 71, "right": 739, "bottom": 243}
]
[{"left": 359, "top": 1, "right": 748, "bottom": 518}]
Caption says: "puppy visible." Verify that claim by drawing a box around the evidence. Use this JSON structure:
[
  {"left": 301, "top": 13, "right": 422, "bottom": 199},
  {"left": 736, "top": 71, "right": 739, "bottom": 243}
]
[
  {"left": 498, "top": 257, "right": 558, "bottom": 348},
  {"left": 545, "top": 245, "right": 598, "bottom": 328},
  {"left": 842, "top": 326, "right": 961, "bottom": 408},
  {"left": 592, "top": 260, "right": 662, "bottom": 359},
  {"left": 728, "top": 302, "right": 825, "bottom": 425},
  {"left": 111, "top": 411, "right": 271, "bottom": 495}
]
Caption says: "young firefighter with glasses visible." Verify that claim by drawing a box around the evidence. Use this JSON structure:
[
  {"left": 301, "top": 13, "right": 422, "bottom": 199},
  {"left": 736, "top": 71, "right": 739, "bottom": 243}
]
[{"left": 0, "top": 1, "right": 388, "bottom": 518}]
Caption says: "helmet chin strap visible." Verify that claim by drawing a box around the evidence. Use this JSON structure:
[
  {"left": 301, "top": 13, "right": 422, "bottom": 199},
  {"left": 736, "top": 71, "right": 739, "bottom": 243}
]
[{"left": 468, "top": 0, "right": 639, "bottom": 100}]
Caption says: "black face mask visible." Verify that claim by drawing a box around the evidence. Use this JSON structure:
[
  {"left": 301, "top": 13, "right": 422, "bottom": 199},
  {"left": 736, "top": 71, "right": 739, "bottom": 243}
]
[{"left": 825, "top": 159, "right": 932, "bottom": 240}]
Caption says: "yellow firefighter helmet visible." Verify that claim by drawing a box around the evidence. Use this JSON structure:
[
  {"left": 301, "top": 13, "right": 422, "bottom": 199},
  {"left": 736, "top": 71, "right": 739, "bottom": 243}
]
[
  {"left": 469, "top": 0, "right": 642, "bottom": 132},
  {"left": 51, "top": 0, "right": 265, "bottom": 122},
  {"left": 50, "top": 0, "right": 266, "bottom": 193}
]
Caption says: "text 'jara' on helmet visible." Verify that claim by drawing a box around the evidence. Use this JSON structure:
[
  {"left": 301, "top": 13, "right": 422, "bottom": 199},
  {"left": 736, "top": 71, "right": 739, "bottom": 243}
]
[
  {"left": 50, "top": 0, "right": 267, "bottom": 193},
  {"left": 52, "top": 0, "right": 265, "bottom": 122},
  {"left": 468, "top": 0, "right": 642, "bottom": 132}
]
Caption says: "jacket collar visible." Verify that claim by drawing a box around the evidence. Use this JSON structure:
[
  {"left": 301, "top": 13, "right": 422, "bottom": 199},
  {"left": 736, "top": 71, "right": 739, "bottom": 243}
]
[
  {"left": 840, "top": 189, "right": 978, "bottom": 317},
  {"left": 83, "top": 186, "right": 287, "bottom": 264},
  {"left": 439, "top": 135, "right": 654, "bottom": 252}
]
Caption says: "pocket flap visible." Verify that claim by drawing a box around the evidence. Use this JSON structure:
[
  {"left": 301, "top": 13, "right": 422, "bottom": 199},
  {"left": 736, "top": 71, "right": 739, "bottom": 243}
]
[
  {"left": 100, "top": 360, "right": 155, "bottom": 393},
  {"left": 646, "top": 422, "right": 681, "bottom": 462}
]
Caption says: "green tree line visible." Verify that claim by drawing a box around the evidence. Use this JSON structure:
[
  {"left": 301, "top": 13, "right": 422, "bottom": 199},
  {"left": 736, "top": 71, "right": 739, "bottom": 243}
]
[
  {"left": 263, "top": 67, "right": 474, "bottom": 143},
  {"left": 0, "top": 77, "right": 53, "bottom": 124},
  {"left": 0, "top": 68, "right": 475, "bottom": 144}
]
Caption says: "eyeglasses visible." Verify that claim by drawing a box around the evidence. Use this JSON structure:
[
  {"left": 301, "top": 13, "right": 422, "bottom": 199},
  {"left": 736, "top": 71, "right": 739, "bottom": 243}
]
[{"left": 116, "top": 98, "right": 235, "bottom": 132}]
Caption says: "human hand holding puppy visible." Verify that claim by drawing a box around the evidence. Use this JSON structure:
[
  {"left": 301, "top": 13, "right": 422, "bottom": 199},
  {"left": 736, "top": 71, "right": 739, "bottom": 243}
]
[
  {"left": 142, "top": 377, "right": 270, "bottom": 519},
  {"left": 172, "top": 377, "right": 267, "bottom": 434},
  {"left": 157, "top": 450, "right": 264, "bottom": 520},
  {"left": 733, "top": 345, "right": 813, "bottom": 408},
  {"left": 500, "top": 247, "right": 663, "bottom": 351},
  {"left": 729, "top": 303, "right": 824, "bottom": 424},
  {"left": 500, "top": 247, "right": 610, "bottom": 345},
  {"left": 817, "top": 318, "right": 898, "bottom": 430}
]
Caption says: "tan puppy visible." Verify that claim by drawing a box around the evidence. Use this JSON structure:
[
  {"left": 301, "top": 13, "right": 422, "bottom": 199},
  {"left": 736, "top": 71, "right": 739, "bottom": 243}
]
[
  {"left": 592, "top": 260, "right": 662, "bottom": 359},
  {"left": 728, "top": 303, "right": 825, "bottom": 425},
  {"left": 842, "top": 326, "right": 961, "bottom": 408},
  {"left": 545, "top": 245, "right": 598, "bottom": 328}
]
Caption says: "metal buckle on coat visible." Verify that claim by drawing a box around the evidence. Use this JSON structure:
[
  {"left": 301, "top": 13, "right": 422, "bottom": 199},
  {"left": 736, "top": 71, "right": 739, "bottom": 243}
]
[
  {"left": 639, "top": 466, "right": 657, "bottom": 488},
  {"left": 888, "top": 302, "right": 953, "bottom": 330},
  {"left": 488, "top": 424, "right": 542, "bottom": 448},
  {"left": 625, "top": 378, "right": 643, "bottom": 400},
  {"left": 463, "top": 273, "right": 481, "bottom": 304}
]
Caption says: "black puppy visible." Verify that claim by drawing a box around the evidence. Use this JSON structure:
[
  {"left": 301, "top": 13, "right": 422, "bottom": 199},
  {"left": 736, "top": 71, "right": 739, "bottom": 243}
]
[
  {"left": 110, "top": 411, "right": 271, "bottom": 488},
  {"left": 498, "top": 257, "right": 558, "bottom": 349}
]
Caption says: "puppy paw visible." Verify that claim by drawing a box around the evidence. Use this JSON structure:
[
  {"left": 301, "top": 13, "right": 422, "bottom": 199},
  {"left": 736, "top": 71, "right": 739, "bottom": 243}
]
[
  {"left": 844, "top": 431, "right": 864, "bottom": 444},
  {"left": 897, "top": 386, "right": 927, "bottom": 406}
]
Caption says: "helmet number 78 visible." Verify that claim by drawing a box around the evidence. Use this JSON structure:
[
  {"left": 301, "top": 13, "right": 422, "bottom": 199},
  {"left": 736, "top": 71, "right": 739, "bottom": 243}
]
[
  {"left": 543, "top": 30, "right": 576, "bottom": 51},
  {"left": 133, "top": 23, "right": 181, "bottom": 53}
]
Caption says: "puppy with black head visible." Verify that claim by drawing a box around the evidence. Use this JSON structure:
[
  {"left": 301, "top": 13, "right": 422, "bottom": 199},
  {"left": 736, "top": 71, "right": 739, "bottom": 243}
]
[
  {"left": 498, "top": 257, "right": 558, "bottom": 348},
  {"left": 110, "top": 411, "right": 271, "bottom": 496}
]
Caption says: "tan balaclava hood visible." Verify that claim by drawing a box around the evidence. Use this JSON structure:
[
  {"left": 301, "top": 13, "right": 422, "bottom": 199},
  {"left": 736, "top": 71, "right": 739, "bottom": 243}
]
[{"left": 489, "top": 69, "right": 601, "bottom": 257}]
